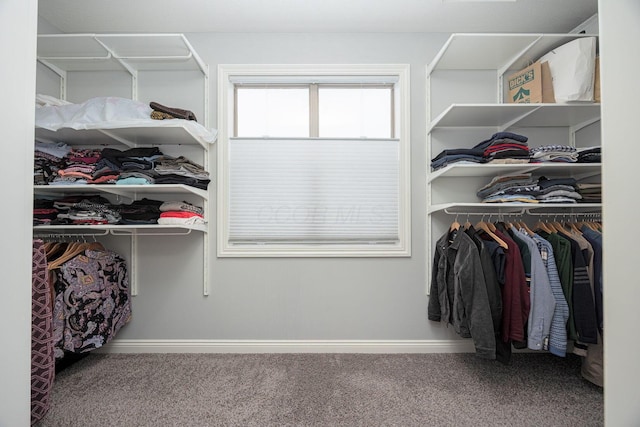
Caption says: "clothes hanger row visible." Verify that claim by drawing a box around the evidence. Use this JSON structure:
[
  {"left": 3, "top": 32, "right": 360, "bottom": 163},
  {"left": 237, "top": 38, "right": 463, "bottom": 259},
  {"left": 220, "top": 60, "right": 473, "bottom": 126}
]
[
  {"left": 444, "top": 210, "right": 602, "bottom": 251},
  {"left": 35, "top": 233, "right": 108, "bottom": 270}
]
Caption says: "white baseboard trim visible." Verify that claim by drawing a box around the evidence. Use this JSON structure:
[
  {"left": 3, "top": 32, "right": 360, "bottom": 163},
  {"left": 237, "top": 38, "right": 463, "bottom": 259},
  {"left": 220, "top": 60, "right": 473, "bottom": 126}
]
[{"left": 96, "top": 339, "right": 476, "bottom": 354}]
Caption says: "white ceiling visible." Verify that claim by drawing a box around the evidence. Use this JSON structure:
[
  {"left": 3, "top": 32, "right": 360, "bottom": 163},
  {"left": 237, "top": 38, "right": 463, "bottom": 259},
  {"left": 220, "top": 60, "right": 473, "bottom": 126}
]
[{"left": 38, "top": 0, "right": 598, "bottom": 34}]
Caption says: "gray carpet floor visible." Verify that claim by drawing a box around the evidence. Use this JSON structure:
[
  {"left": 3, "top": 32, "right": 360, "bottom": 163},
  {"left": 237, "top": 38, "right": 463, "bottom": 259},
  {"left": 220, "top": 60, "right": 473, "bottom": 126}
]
[{"left": 36, "top": 352, "right": 603, "bottom": 426}]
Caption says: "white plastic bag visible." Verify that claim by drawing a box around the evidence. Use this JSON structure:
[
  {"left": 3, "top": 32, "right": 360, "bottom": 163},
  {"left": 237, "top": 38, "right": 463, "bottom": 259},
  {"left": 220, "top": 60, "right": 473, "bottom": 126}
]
[
  {"left": 538, "top": 37, "right": 597, "bottom": 103},
  {"left": 35, "top": 97, "right": 153, "bottom": 130}
]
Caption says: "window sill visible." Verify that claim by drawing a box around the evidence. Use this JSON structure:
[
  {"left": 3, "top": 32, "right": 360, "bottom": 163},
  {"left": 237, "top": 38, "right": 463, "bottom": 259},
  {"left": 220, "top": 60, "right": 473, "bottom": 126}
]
[{"left": 217, "top": 242, "right": 411, "bottom": 258}]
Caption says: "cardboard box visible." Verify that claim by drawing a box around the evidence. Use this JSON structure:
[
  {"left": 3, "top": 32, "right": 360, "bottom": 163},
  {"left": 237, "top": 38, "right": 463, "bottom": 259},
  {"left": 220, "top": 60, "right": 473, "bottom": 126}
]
[
  {"left": 594, "top": 56, "right": 600, "bottom": 103},
  {"left": 507, "top": 61, "right": 555, "bottom": 104}
]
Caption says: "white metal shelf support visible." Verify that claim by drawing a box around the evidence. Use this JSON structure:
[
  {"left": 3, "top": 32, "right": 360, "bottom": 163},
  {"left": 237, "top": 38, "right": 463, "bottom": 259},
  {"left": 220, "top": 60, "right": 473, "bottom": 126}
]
[
  {"left": 37, "top": 59, "right": 68, "bottom": 100},
  {"left": 93, "top": 36, "right": 139, "bottom": 100},
  {"left": 108, "top": 227, "right": 210, "bottom": 296},
  {"left": 569, "top": 115, "right": 603, "bottom": 148},
  {"left": 180, "top": 34, "right": 210, "bottom": 129},
  {"left": 498, "top": 105, "right": 543, "bottom": 132}
]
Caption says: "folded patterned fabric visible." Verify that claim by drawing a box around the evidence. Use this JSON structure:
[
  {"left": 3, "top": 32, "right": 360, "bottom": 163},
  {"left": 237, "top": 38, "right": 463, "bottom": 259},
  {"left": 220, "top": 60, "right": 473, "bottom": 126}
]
[
  {"left": 150, "top": 110, "right": 175, "bottom": 120},
  {"left": 150, "top": 102, "right": 197, "bottom": 121},
  {"left": 482, "top": 194, "right": 539, "bottom": 203},
  {"left": 486, "top": 158, "right": 530, "bottom": 165},
  {"left": 159, "top": 201, "right": 204, "bottom": 216},
  {"left": 530, "top": 145, "right": 578, "bottom": 163},
  {"left": 476, "top": 173, "right": 536, "bottom": 199}
]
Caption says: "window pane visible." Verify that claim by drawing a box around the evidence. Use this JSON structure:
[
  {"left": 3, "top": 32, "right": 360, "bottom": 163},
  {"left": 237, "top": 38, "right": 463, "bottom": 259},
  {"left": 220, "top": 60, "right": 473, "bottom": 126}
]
[
  {"left": 236, "top": 87, "right": 309, "bottom": 137},
  {"left": 318, "top": 87, "right": 392, "bottom": 138}
]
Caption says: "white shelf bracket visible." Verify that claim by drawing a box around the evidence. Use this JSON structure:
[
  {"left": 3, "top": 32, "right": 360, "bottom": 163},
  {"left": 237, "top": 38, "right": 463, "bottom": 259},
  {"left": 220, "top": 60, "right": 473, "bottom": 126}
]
[
  {"left": 498, "top": 105, "right": 542, "bottom": 131},
  {"left": 130, "top": 233, "right": 138, "bottom": 296},
  {"left": 203, "top": 231, "right": 209, "bottom": 296},
  {"left": 37, "top": 59, "right": 68, "bottom": 100},
  {"left": 569, "top": 115, "right": 602, "bottom": 147},
  {"left": 498, "top": 36, "right": 544, "bottom": 76},
  {"left": 93, "top": 36, "right": 139, "bottom": 100}
]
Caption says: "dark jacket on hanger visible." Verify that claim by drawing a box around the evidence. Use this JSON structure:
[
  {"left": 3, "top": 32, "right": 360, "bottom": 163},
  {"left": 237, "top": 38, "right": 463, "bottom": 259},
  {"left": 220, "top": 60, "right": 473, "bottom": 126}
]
[
  {"left": 465, "top": 226, "right": 503, "bottom": 331},
  {"left": 557, "top": 231, "right": 599, "bottom": 345},
  {"left": 429, "top": 229, "right": 496, "bottom": 360},
  {"left": 466, "top": 227, "right": 512, "bottom": 365},
  {"left": 483, "top": 228, "right": 530, "bottom": 345}
]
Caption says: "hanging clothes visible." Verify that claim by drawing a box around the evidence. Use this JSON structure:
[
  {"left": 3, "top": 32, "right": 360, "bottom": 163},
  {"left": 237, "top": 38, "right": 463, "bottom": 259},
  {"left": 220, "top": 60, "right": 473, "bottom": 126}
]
[
  {"left": 47, "top": 242, "right": 131, "bottom": 359},
  {"left": 31, "top": 239, "right": 55, "bottom": 425},
  {"left": 429, "top": 215, "right": 602, "bottom": 384},
  {"left": 428, "top": 228, "right": 496, "bottom": 360},
  {"left": 531, "top": 233, "right": 570, "bottom": 357},
  {"left": 511, "top": 227, "right": 556, "bottom": 352},
  {"left": 483, "top": 227, "right": 529, "bottom": 347}
]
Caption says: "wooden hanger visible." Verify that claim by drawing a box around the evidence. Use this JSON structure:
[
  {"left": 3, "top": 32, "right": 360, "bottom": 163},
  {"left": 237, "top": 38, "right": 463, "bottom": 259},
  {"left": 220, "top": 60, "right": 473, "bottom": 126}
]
[
  {"left": 44, "top": 241, "right": 65, "bottom": 259},
  {"left": 463, "top": 214, "right": 472, "bottom": 230},
  {"left": 565, "top": 220, "right": 582, "bottom": 234},
  {"left": 552, "top": 220, "right": 570, "bottom": 234},
  {"left": 534, "top": 220, "right": 554, "bottom": 234},
  {"left": 503, "top": 217, "right": 514, "bottom": 229},
  {"left": 475, "top": 219, "right": 509, "bottom": 249},
  {"left": 48, "top": 241, "right": 86, "bottom": 270},
  {"left": 518, "top": 220, "right": 535, "bottom": 237},
  {"left": 449, "top": 214, "right": 461, "bottom": 232}
]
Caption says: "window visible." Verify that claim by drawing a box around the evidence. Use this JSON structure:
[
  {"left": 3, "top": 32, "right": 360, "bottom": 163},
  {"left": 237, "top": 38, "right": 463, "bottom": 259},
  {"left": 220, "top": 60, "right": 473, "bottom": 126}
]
[{"left": 218, "top": 64, "right": 410, "bottom": 257}]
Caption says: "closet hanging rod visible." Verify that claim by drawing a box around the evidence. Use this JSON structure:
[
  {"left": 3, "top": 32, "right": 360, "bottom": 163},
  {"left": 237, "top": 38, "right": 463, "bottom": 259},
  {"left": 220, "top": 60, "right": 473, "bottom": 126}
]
[
  {"left": 524, "top": 209, "right": 602, "bottom": 217},
  {"left": 33, "top": 230, "right": 110, "bottom": 239}
]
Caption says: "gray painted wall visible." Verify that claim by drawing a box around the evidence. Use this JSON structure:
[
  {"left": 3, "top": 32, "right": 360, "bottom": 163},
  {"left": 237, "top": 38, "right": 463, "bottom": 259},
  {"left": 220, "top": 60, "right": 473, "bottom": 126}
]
[{"left": 143, "top": 33, "right": 448, "bottom": 341}]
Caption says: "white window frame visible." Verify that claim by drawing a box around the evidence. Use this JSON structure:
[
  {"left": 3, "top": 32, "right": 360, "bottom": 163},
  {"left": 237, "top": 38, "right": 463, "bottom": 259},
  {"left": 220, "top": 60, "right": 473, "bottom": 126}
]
[{"left": 217, "top": 64, "right": 411, "bottom": 257}]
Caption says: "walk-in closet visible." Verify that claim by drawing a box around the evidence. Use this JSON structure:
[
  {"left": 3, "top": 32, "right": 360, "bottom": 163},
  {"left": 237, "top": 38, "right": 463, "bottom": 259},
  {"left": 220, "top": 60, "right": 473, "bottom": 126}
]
[{"left": 2, "top": 0, "right": 639, "bottom": 425}]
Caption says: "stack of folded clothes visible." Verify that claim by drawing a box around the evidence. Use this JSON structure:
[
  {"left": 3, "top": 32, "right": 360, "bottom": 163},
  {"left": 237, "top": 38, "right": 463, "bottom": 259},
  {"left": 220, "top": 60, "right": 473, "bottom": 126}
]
[
  {"left": 50, "top": 148, "right": 102, "bottom": 185},
  {"left": 430, "top": 131, "right": 530, "bottom": 171},
  {"left": 576, "top": 146, "right": 601, "bottom": 163},
  {"left": 477, "top": 173, "right": 539, "bottom": 203},
  {"left": 529, "top": 145, "right": 578, "bottom": 163},
  {"left": 157, "top": 201, "right": 205, "bottom": 225},
  {"left": 479, "top": 132, "right": 530, "bottom": 163},
  {"left": 576, "top": 183, "right": 602, "bottom": 203},
  {"left": 430, "top": 147, "right": 486, "bottom": 171},
  {"left": 153, "top": 156, "right": 210, "bottom": 190},
  {"left": 34, "top": 146, "right": 210, "bottom": 190},
  {"left": 33, "top": 199, "right": 59, "bottom": 225},
  {"left": 33, "top": 196, "right": 175, "bottom": 226},
  {"left": 477, "top": 174, "right": 583, "bottom": 204},
  {"left": 535, "top": 176, "right": 582, "bottom": 203},
  {"left": 34, "top": 141, "right": 71, "bottom": 185},
  {"left": 50, "top": 195, "right": 122, "bottom": 225},
  {"left": 118, "top": 198, "right": 164, "bottom": 225},
  {"left": 101, "top": 147, "right": 162, "bottom": 186}
]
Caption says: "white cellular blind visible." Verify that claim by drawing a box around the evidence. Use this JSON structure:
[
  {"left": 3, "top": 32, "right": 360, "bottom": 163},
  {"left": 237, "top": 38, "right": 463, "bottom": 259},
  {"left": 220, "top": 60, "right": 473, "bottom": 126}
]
[{"left": 229, "top": 138, "right": 399, "bottom": 243}]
